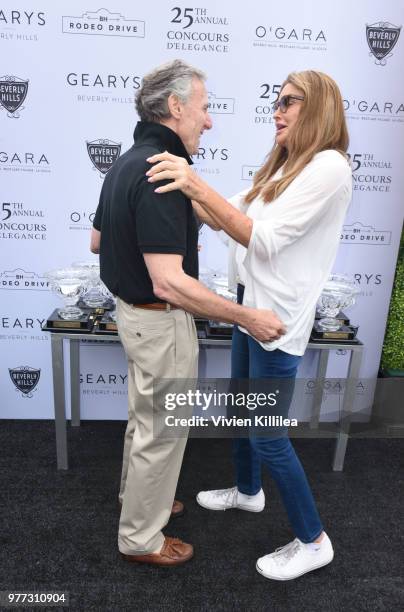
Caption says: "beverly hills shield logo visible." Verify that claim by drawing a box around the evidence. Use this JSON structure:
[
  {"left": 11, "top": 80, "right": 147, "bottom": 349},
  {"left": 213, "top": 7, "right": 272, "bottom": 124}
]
[
  {"left": 9, "top": 365, "right": 41, "bottom": 397},
  {"left": 0, "top": 75, "right": 29, "bottom": 117},
  {"left": 366, "top": 22, "right": 401, "bottom": 64},
  {"left": 86, "top": 139, "right": 121, "bottom": 175}
]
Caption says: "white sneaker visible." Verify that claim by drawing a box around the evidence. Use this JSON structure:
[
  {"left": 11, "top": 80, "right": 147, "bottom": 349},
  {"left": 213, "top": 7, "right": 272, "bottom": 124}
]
[
  {"left": 196, "top": 486, "right": 265, "bottom": 512},
  {"left": 256, "top": 533, "right": 334, "bottom": 581}
]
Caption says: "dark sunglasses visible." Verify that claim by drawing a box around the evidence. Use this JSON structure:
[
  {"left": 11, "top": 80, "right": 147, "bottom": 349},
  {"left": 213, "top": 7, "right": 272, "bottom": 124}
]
[{"left": 272, "top": 94, "right": 305, "bottom": 113}]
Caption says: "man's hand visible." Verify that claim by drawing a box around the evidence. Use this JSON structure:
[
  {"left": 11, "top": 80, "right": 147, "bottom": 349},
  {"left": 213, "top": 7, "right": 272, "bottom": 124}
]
[
  {"left": 243, "top": 309, "right": 286, "bottom": 343},
  {"left": 90, "top": 228, "right": 101, "bottom": 254}
]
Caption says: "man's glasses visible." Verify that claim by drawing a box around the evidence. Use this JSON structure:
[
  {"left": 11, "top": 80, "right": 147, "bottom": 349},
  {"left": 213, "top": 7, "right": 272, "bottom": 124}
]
[{"left": 272, "top": 94, "right": 305, "bottom": 113}]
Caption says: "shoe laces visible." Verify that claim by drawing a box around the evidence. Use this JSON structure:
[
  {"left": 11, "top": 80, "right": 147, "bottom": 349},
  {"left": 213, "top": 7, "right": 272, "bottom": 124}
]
[
  {"left": 272, "top": 539, "right": 302, "bottom": 566},
  {"left": 213, "top": 486, "right": 238, "bottom": 506}
]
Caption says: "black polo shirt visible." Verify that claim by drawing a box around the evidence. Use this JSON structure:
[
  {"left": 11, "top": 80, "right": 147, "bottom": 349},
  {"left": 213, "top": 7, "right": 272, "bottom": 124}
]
[{"left": 93, "top": 122, "right": 199, "bottom": 304}]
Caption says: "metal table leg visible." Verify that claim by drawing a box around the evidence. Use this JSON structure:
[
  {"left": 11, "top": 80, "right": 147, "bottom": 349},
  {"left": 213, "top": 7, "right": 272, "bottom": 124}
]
[
  {"left": 51, "top": 334, "right": 68, "bottom": 469},
  {"left": 70, "top": 339, "right": 80, "bottom": 427},
  {"left": 310, "top": 349, "right": 330, "bottom": 429},
  {"left": 198, "top": 346, "right": 207, "bottom": 378},
  {"left": 332, "top": 348, "right": 363, "bottom": 471}
]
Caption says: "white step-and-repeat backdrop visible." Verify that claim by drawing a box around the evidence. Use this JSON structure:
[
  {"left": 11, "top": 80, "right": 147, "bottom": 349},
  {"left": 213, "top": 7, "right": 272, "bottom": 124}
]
[{"left": 1, "top": 0, "right": 403, "bottom": 419}]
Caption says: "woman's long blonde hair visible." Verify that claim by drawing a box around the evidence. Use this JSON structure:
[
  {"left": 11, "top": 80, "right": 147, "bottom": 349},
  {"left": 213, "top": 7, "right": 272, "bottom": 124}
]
[{"left": 245, "top": 70, "right": 349, "bottom": 204}]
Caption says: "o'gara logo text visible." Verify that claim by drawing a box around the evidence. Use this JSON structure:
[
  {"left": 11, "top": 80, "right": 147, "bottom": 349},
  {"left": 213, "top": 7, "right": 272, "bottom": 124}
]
[
  {"left": 0, "top": 150, "right": 50, "bottom": 173},
  {"left": 366, "top": 21, "right": 401, "bottom": 65},
  {"left": 87, "top": 139, "right": 121, "bottom": 176},
  {"left": 9, "top": 365, "right": 41, "bottom": 397},
  {"left": 253, "top": 25, "right": 327, "bottom": 51},
  {"left": 69, "top": 210, "right": 95, "bottom": 231},
  {"left": 344, "top": 97, "right": 404, "bottom": 123},
  {"left": 0, "top": 75, "right": 29, "bottom": 118}
]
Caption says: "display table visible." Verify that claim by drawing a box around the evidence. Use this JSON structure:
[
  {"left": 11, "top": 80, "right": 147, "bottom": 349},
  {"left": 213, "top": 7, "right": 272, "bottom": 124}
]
[{"left": 46, "top": 329, "right": 363, "bottom": 471}]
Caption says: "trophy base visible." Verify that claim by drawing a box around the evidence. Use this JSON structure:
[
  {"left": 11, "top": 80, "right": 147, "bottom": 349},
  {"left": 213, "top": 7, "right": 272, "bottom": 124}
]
[
  {"left": 78, "top": 298, "right": 114, "bottom": 312},
  {"left": 82, "top": 300, "right": 107, "bottom": 309},
  {"left": 97, "top": 314, "right": 118, "bottom": 333},
  {"left": 311, "top": 321, "right": 358, "bottom": 342},
  {"left": 317, "top": 317, "right": 341, "bottom": 332},
  {"left": 206, "top": 320, "right": 233, "bottom": 339},
  {"left": 315, "top": 310, "right": 349, "bottom": 326},
  {"left": 58, "top": 306, "right": 84, "bottom": 321},
  {"left": 44, "top": 309, "right": 96, "bottom": 331}
]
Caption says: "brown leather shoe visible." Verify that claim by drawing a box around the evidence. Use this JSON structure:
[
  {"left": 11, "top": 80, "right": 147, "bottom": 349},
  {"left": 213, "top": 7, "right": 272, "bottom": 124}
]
[
  {"left": 118, "top": 499, "right": 185, "bottom": 519},
  {"left": 121, "top": 537, "right": 193, "bottom": 567}
]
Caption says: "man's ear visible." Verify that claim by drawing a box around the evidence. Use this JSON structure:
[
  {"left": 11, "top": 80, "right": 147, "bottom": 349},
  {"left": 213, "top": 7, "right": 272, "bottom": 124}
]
[{"left": 167, "top": 93, "right": 182, "bottom": 120}]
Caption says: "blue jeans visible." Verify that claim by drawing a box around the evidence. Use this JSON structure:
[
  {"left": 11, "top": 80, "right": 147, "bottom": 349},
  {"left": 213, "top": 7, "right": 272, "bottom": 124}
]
[{"left": 231, "top": 285, "right": 323, "bottom": 543}]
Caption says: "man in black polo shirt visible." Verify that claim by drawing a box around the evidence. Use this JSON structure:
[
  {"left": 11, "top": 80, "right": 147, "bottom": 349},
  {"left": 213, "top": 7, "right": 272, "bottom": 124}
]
[{"left": 91, "top": 60, "right": 284, "bottom": 567}]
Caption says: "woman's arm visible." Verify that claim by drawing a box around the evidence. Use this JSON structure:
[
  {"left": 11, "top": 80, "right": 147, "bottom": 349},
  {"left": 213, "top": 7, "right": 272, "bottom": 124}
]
[
  {"left": 192, "top": 200, "right": 221, "bottom": 231},
  {"left": 146, "top": 152, "right": 253, "bottom": 247}
]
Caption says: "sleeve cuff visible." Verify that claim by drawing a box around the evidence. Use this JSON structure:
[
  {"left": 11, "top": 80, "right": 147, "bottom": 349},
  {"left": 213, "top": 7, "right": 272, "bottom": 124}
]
[
  {"left": 139, "top": 245, "right": 186, "bottom": 255},
  {"left": 243, "top": 219, "right": 276, "bottom": 272}
]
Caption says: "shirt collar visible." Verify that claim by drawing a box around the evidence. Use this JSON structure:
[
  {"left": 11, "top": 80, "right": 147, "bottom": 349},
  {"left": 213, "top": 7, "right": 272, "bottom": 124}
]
[{"left": 133, "top": 121, "right": 193, "bottom": 165}]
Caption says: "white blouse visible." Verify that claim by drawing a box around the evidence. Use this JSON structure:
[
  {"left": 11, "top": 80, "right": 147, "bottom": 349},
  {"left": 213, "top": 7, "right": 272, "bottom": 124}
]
[{"left": 227, "top": 150, "right": 352, "bottom": 355}]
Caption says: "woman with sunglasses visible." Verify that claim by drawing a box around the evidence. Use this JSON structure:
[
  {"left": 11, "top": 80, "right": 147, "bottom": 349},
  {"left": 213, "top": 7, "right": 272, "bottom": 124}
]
[{"left": 145, "top": 70, "right": 352, "bottom": 580}]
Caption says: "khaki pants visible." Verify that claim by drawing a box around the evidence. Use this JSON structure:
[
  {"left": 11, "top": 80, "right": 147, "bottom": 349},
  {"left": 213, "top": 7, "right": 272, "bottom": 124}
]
[{"left": 116, "top": 297, "right": 198, "bottom": 555}]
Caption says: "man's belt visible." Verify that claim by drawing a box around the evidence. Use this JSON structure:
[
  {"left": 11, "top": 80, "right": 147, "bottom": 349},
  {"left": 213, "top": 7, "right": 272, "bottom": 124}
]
[{"left": 132, "top": 302, "right": 179, "bottom": 312}]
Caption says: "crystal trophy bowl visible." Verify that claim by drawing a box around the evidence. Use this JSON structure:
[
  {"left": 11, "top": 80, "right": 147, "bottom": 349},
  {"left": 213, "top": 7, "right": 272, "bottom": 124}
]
[
  {"left": 317, "top": 274, "right": 358, "bottom": 332},
  {"left": 45, "top": 268, "right": 90, "bottom": 320},
  {"left": 72, "top": 261, "right": 106, "bottom": 308}
]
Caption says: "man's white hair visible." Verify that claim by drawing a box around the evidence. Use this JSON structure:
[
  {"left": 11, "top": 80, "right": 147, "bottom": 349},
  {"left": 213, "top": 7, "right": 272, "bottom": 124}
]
[{"left": 135, "top": 59, "right": 206, "bottom": 122}]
